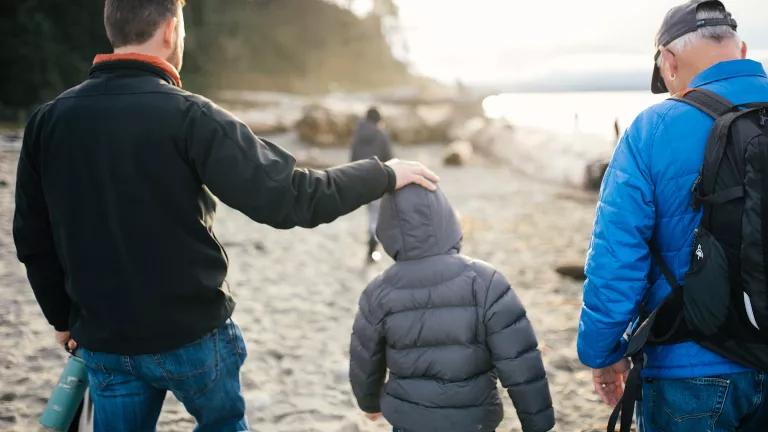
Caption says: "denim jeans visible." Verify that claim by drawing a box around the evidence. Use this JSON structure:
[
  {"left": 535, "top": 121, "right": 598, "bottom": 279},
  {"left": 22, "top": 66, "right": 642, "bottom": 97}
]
[
  {"left": 78, "top": 319, "right": 248, "bottom": 432},
  {"left": 639, "top": 371, "right": 768, "bottom": 432}
]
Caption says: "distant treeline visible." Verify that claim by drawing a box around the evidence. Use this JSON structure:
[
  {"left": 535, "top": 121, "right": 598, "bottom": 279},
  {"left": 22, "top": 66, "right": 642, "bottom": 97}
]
[{"left": 0, "top": 0, "right": 409, "bottom": 121}]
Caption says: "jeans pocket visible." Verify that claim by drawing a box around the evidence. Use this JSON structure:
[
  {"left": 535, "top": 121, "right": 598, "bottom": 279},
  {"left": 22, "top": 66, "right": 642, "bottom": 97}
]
[
  {"left": 225, "top": 319, "right": 248, "bottom": 365},
  {"left": 650, "top": 377, "right": 729, "bottom": 431},
  {"left": 78, "top": 348, "right": 114, "bottom": 391},
  {"left": 153, "top": 329, "right": 220, "bottom": 399}
]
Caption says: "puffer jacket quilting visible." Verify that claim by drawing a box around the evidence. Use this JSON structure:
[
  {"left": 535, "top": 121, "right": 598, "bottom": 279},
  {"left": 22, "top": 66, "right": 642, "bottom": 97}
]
[{"left": 349, "top": 185, "right": 554, "bottom": 432}]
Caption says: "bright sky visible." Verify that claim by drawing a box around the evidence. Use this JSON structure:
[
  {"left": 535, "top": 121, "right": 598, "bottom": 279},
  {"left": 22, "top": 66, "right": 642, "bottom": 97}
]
[{"left": 343, "top": 0, "right": 768, "bottom": 87}]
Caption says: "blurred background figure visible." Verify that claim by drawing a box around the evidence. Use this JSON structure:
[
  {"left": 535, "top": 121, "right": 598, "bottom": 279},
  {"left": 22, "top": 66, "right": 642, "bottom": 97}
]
[{"left": 350, "top": 107, "right": 394, "bottom": 263}]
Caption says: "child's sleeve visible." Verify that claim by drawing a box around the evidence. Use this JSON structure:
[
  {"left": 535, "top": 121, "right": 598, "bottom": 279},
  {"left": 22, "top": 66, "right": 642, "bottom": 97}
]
[
  {"left": 484, "top": 271, "right": 555, "bottom": 432},
  {"left": 349, "top": 282, "right": 386, "bottom": 413}
]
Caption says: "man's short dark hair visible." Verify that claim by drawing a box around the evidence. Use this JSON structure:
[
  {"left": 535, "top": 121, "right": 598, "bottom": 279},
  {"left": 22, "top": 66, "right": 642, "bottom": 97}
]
[
  {"left": 366, "top": 107, "right": 382, "bottom": 124},
  {"left": 104, "top": 0, "right": 185, "bottom": 48}
]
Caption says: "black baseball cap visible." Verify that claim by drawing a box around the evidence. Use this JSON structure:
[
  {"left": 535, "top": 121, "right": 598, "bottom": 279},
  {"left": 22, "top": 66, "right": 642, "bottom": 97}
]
[{"left": 651, "top": 0, "right": 737, "bottom": 93}]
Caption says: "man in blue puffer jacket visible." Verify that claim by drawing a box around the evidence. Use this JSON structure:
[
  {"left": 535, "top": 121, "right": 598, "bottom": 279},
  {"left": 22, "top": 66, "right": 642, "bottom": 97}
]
[{"left": 577, "top": 1, "right": 768, "bottom": 430}]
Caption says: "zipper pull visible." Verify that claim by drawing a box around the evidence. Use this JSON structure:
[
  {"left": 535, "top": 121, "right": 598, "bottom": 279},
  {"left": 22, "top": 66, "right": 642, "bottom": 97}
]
[{"left": 691, "top": 174, "right": 702, "bottom": 209}]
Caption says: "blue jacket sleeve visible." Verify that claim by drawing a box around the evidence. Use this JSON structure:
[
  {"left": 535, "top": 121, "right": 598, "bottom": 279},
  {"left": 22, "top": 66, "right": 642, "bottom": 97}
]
[{"left": 577, "top": 117, "right": 657, "bottom": 368}]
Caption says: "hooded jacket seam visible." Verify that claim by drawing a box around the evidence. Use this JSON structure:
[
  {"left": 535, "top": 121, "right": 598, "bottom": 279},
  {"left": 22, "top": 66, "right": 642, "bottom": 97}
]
[
  {"left": 487, "top": 312, "right": 528, "bottom": 337},
  {"left": 517, "top": 405, "right": 554, "bottom": 417},
  {"left": 505, "top": 374, "right": 547, "bottom": 388},
  {"left": 388, "top": 304, "right": 477, "bottom": 318},
  {"left": 481, "top": 270, "right": 498, "bottom": 323},
  {"left": 358, "top": 286, "right": 379, "bottom": 328},
  {"left": 351, "top": 330, "right": 381, "bottom": 357},
  {"left": 485, "top": 280, "right": 512, "bottom": 317},
  {"left": 388, "top": 342, "right": 485, "bottom": 351},
  {"left": 392, "top": 194, "right": 407, "bottom": 261},
  {"left": 390, "top": 368, "right": 495, "bottom": 383},
  {"left": 384, "top": 391, "right": 493, "bottom": 409},
  {"left": 493, "top": 346, "right": 540, "bottom": 363},
  {"left": 382, "top": 265, "right": 469, "bottom": 292}
]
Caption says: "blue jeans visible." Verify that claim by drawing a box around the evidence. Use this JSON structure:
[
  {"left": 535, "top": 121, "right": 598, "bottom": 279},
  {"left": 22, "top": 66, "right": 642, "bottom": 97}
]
[
  {"left": 78, "top": 319, "right": 248, "bottom": 432},
  {"left": 639, "top": 371, "right": 768, "bottom": 432}
]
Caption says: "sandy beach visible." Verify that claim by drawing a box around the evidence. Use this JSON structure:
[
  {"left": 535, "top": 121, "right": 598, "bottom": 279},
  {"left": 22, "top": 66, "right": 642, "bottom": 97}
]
[{"left": 0, "top": 132, "right": 612, "bottom": 432}]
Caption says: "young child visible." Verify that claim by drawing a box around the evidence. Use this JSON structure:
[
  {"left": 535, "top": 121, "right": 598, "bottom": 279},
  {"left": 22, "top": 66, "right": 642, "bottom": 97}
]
[{"left": 349, "top": 185, "right": 555, "bottom": 432}]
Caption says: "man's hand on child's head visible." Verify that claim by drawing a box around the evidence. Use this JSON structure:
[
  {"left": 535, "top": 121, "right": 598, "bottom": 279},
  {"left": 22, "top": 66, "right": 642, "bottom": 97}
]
[
  {"left": 364, "top": 412, "right": 382, "bottom": 421},
  {"left": 385, "top": 159, "right": 439, "bottom": 191}
]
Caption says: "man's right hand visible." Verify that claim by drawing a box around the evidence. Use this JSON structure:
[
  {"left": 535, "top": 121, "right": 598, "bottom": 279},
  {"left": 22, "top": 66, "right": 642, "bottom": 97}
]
[
  {"left": 592, "top": 358, "right": 630, "bottom": 406},
  {"left": 385, "top": 159, "right": 439, "bottom": 191},
  {"left": 55, "top": 330, "right": 78, "bottom": 353}
]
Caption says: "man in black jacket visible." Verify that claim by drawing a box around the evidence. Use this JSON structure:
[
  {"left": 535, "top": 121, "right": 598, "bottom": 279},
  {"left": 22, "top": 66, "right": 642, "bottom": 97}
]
[
  {"left": 349, "top": 107, "right": 394, "bottom": 263},
  {"left": 12, "top": 0, "right": 438, "bottom": 430}
]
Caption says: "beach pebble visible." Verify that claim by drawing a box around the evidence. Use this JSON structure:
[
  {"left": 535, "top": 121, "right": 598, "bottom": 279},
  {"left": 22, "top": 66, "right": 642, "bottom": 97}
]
[
  {"left": 554, "top": 263, "right": 586, "bottom": 280},
  {"left": 336, "top": 418, "right": 362, "bottom": 432},
  {"left": 443, "top": 140, "right": 473, "bottom": 166},
  {"left": 249, "top": 393, "right": 273, "bottom": 411},
  {"left": 265, "top": 348, "right": 285, "bottom": 361}
]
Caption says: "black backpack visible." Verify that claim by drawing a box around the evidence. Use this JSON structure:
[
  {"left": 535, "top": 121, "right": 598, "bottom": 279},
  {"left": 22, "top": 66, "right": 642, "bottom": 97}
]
[{"left": 608, "top": 88, "right": 768, "bottom": 432}]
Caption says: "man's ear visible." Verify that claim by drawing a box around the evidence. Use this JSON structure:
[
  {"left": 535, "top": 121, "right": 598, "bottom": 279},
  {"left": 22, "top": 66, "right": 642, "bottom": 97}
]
[
  {"left": 661, "top": 48, "right": 678, "bottom": 78},
  {"left": 162, "top": 17, "right": 178, "bottom": 49},
  {"left": 741, "top": 41, "right": 748, "bottom": 59}
]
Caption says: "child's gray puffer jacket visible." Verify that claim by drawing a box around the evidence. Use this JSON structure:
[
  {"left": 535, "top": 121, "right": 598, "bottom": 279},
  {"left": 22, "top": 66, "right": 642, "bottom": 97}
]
[{"left": 349, "top": 185, "right": 555, "bottom": 432}]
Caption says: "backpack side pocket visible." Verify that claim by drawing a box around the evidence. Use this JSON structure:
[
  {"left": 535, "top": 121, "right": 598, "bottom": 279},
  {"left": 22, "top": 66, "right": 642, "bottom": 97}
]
[{"left": 683, "top": 228, "right": 731, "bottom": 336}]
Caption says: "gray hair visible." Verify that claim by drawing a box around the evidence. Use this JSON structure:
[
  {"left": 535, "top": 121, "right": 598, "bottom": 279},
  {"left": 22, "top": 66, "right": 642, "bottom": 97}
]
[{"left": 656, "top": 4, "right": 740, "bottom": 67}]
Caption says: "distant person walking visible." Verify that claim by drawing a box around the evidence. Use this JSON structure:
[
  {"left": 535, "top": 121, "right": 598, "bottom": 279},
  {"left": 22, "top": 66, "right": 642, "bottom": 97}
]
[
  {"left": 350, "top": 107, "right": 394, "bottom": 263},
  {"left": 12, "top": 1, "right": 438, "bottom": 431},
  {"left": 578, "top": 1, "right": 768, "bottom": 431}
]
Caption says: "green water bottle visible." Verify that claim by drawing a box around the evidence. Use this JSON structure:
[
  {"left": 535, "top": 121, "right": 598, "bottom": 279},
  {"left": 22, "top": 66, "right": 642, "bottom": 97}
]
[{"left": 39, "top": 355, "right": 89, "bottom": 431}]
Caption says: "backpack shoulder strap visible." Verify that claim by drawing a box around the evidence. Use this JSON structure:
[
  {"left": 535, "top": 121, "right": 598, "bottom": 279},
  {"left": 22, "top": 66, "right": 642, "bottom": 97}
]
[
  {"left": 672, "top": 89, "right": 745, "bottom": 224},
  {"left": 671, "top": 88, "right": 736, "bottom": 118}
]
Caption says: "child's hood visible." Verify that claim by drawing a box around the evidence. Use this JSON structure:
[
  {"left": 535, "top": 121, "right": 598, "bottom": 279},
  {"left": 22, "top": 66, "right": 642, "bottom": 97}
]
[{"left": 376, "top": 185, "right": 463, "bottom": 261}]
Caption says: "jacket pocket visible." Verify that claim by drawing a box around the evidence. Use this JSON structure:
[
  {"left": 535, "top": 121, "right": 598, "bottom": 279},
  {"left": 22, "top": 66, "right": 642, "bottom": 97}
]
[{"left": 683, "top": 227, "right": 731, "bottom": 336}]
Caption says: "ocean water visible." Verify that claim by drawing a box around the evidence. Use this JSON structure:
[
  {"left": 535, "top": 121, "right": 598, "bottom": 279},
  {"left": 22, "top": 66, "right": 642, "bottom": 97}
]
[{"left": 482, "top": 90, "right": 667, "bottom": 140}]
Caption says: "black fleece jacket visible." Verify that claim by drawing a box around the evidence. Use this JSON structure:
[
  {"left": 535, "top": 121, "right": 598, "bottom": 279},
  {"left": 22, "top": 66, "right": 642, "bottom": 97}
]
[{"left": 13, "top": 59, "right": 394, "bottom": 354}]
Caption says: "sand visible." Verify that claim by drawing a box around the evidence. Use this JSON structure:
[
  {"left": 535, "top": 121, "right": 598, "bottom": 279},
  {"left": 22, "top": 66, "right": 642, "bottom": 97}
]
[{"left": 0, "top": 133, "right": 613, "bottom": 432}]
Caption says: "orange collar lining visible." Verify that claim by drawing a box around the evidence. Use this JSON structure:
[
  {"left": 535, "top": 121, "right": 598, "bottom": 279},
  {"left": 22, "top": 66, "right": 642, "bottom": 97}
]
[{"left": 93, "top": 53, "right": 182, "bottom": 88}]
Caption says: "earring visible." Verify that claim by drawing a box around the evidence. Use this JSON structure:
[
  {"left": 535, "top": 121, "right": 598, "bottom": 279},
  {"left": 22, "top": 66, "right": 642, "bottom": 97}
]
[{"left": 670, "top": 74, "right": 677, "bottom": 81}]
